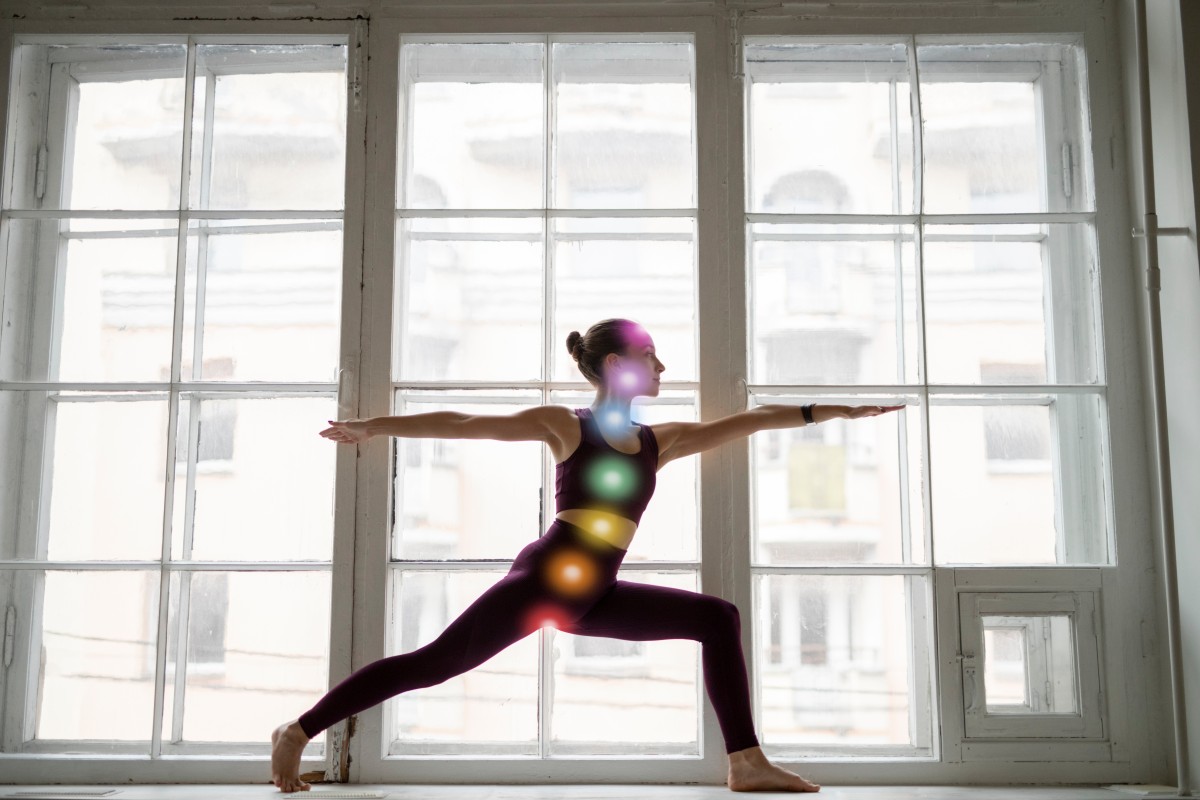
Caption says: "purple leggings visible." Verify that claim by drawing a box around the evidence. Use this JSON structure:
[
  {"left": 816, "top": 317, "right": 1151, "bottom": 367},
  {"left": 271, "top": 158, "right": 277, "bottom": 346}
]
[{"left": 298, "top": 518, "right": 760, "bottom": 754}]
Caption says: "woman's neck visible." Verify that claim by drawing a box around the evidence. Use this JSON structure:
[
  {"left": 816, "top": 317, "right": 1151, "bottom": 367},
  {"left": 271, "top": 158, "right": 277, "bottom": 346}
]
[{"left": 590, "top": 394, "right": 635, "bottom": 433}]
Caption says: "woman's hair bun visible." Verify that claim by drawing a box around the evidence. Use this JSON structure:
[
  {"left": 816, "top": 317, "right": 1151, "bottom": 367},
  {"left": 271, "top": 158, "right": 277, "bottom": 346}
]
[{"left": 566, "top": 330, "right": 583, "bottom": 358}]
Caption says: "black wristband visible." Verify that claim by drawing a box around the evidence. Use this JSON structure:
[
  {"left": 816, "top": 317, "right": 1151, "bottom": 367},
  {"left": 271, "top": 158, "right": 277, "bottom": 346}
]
[{"left": 802, "top": 403, "right": 815, "bottom": 425}]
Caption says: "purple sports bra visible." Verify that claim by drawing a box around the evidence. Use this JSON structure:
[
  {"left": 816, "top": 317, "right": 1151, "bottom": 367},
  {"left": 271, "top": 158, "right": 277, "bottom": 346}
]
[{"left": 554, "top": 407, "right": 659, "bottom": 526}]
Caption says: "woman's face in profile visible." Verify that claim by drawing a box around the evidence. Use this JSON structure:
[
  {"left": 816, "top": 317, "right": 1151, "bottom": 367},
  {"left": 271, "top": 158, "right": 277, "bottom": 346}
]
[{"left": 610, "top": 328, "right": 664, "bottom": 398}]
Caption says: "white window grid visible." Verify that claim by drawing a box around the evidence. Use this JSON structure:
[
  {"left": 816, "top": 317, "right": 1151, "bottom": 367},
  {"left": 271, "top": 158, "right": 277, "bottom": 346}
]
[
  {"left": 0, "top": 8, "right": 1151, "bottom": 785},
  {"left": 0, "top": 33, "right": 349, "bottom": 758}
]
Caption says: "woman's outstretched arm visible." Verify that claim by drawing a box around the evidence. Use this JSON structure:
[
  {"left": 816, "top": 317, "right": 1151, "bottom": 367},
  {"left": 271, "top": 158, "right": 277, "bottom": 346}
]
[
  {"left": 320, "top": 411, "right": 468, "bottom": 444},
  {"left": 655, "top": 403, "right": 905, "bottom": 467},
  {"left": 320, "top": 406, "right": 566, "bottom": 446},
  {"left": 761, "top": 403, "right": 905, "bottom": 427}
]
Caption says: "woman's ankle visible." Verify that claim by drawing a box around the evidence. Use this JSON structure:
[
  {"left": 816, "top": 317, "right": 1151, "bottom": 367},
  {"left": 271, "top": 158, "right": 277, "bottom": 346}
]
[
  {"left": 728, "top": 745, "right": 764, "bottom": 764},
  {"left": 287, "top": 719, "right": 312, "bottom": 743}
]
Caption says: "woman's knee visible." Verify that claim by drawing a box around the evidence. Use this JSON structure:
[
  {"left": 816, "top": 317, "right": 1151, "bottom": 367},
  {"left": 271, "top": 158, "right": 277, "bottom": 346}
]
[{"left": 703, "top": 596, "right": 742, "bottom": 636}]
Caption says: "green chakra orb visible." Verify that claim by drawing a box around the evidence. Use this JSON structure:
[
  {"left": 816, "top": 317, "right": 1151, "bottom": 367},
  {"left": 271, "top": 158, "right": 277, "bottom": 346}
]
[{"left": 584, "top": 455, "right": 639, "bottom": 502}]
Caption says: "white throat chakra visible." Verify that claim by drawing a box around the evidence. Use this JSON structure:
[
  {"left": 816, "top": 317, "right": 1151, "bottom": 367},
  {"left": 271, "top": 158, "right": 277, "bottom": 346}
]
[{"left": 603, "top": 409, "right": 626, "bottom": 431}]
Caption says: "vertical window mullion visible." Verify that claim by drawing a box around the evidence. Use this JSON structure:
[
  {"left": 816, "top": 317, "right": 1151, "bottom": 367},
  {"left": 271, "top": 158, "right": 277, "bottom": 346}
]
[
  {"left": 175, "top": 71, "right": 217, "bottom": 742},
  {"left": 907, "top": 38, "right": 935, "bottom": 574},
  {"left": 539, "top": 33, "right": 554, "bottom": 760},
  {"left": 907, "top": 37, "right": 940, "bottom": 755},
  {"left": 151, "top": 34, "right": 198, "bottom": 761}
]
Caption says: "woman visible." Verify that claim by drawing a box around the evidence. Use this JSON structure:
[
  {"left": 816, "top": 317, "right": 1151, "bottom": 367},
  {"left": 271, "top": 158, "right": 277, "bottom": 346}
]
[{"left": 271, "top": 318, "right": 902, "bottom": 793}]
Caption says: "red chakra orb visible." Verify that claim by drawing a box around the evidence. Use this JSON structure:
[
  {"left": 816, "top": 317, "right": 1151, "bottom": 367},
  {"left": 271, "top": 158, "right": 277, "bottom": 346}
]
[{"left": 521, "top": 602, "right": 573, "bottom": 635}]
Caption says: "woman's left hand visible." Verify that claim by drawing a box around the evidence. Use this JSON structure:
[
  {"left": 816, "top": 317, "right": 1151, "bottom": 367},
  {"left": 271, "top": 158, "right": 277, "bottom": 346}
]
[{"left": 845, "top": 404, "right": 905, "bottom": 420}]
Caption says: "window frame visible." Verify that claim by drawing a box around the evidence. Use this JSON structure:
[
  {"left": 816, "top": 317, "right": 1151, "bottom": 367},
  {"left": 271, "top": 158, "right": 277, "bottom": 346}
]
[
  {"left": 0, "top": 19, "right": 366, "bottom": 782},
  {"left": 0, "top": 2, "right": 1166, "bottom": 788}
]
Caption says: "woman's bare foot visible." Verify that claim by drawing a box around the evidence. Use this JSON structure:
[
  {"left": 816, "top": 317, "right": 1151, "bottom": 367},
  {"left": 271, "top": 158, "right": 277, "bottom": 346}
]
[
  {"left": 727, "top": 745, "right": 820, "bottom": 792},
  {"left": 270, "top": 719, "right": 312, "bottom": 793}
]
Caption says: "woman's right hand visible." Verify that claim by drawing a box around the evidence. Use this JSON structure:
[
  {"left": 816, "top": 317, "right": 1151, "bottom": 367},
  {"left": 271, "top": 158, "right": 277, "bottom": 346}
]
[{"left": 320, "top": 419, "right": 372, "bottom": 444}]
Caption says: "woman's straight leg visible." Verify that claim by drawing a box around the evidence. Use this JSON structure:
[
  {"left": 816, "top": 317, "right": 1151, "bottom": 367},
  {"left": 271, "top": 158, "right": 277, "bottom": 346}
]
[
  {"left": 567, "top": 580, "right": 761, "bottom": 755},
  {"left": 296, "top": 521, "right": 624, "bottom": 739},
  {"left": 299, "top": 565, "right": 542, "bottom": 738}
]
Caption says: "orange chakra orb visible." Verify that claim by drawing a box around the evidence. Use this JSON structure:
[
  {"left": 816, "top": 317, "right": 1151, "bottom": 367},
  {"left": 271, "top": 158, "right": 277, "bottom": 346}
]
[{"left": 542, "top": 547, "right": 601, "bottom": 599}]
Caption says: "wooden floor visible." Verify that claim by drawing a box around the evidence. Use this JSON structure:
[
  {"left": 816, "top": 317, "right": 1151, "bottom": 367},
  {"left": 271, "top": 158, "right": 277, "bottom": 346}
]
[{"left": 0, "top": 785, "right": 1181, "bottom": 800}]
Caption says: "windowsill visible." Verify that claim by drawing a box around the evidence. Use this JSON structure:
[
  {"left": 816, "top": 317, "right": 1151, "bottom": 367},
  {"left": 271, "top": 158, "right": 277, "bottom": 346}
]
[{"left": 0, "top": 784, "right": 1134, "bottom": 799}]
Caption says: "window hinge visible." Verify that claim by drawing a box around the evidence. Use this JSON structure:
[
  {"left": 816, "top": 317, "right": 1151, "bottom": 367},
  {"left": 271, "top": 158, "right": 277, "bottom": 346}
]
[
  {"left": 729, "top": 9, "right": 744, "bottom": 80},
  {"left": 3, "top": 605, "right": 15, "bottom": 668},
  {"left": 1061, "top": 142, "right": 1073, "bottom": 199},
  {"left": 35, "top": 144, "right": 48, "bottom": 201},
  {"left": 349, "top": 17, "right": 365, "bottom": 111}
]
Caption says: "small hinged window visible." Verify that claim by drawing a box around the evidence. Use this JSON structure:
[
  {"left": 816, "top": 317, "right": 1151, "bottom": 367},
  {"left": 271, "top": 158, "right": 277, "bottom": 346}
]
[{"left": 958, "top": 591, "right": 1103, "bottom": 739}]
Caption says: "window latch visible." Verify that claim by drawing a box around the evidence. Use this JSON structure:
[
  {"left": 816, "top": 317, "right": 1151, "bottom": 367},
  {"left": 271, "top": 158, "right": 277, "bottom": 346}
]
[{"left": 3, "top": 605, "right": 14, "bottom": 668}]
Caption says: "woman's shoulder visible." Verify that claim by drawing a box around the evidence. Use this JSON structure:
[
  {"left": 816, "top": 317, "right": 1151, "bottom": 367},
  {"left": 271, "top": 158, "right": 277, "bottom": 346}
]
[
  {"left": 543, "top": 404, "right": 584, "bottom": 435},
  {"left": 639, "top": 419, "right": 659, "bottom": 449}
]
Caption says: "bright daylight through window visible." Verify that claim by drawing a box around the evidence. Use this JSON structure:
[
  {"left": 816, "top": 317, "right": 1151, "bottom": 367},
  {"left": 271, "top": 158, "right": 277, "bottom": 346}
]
[
  {"left": 0, "top": 21, "right": 1119, "bottom": 775},
  {"left": 388, "top": 36, "right": 704, "bottom": 755},
  {"left": 744, "top": 37, "right": 1105, "bottom": 755},
  {"left": 0, "top": 39, "right": 347, "bottom": 755}
]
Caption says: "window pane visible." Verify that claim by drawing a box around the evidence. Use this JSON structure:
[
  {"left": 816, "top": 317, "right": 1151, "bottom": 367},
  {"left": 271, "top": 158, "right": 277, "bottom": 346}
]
[
  {"left": 930, "top": 394, "right": 1110, "bottom": 565},
  {"left": 391, "top": 391, "right": 544, "bottom": 562},
  {"left": 745, "top": 41, "right": 913, "bottom": 215},
  {"left": 922, "top": 224, "right": 1099, "bottom": 385},
  {"left": 399, "top": 41, "right": 544, "bottom": 210},
  {"left": 40, "top": 396, "right": 168, "bottom": 561},
  {"left": 182, "top": 219, "right": 343, "bottom": 383},
  {"left": 21, "top": 570, "right": 161, "bottom": 742},
  {"left": 552, "top": 40, "right": 695, "bottom": 209},
  {"left": 4, "top": 44, "right": 187, "bottom": 210},
  {"left": 751, "top": 397, "right": 923, "bottom": 566},
  {"left": 172, "top": 395, "right": 336, "bottom": 562},
  {"left": 393, "top": 217, "right": 543, "bottom": 382},
  {"left": 549, "top": 571, "right": 700, "bottom": 754},
  {"left": 748, "top": 223, "right": 917, "bottom": 385},
  {"left": 553, "top": 217, "right": 696, "bottom": 382},
  {"left": 190, "top": 45, "right": 347, "bottom": 211},
  {"left": 757, "top": 573, "right": 932, "bottom": 754},
  {"left": 917, "top": 42, "right": 1093, "bottom": 214},
  {"left": 387, "top": 568, "right": 541, "bottom": 753},
  {"left": 0, "top": 218, "right": 179, "bottom": 383},
  {"left": 982, "top": 614, "right": 1078, "bottom": 714},
  {"left": 161, "top": 570, "right": 331, "bottom": 744}
]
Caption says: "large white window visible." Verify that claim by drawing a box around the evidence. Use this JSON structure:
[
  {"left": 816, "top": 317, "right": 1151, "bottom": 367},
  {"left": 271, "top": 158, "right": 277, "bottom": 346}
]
[
  {"left": 0, "top": 36, "right": 348, "bottom": 759},
  {"left": 387, "top": 35, "right": 704, "bottom": 756},
  {"left": 744, "top": 36, "right": 1109, "bottom": 759},
  {"left": 0, "top": 6, "right": 1159, "bottom": 788}
]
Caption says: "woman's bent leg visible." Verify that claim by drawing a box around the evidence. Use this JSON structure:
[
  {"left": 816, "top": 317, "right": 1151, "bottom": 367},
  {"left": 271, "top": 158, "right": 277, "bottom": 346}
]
[
  {"left": 568, "top": 580, "right": 761, "bottom": 755},
  {"left": 298, "top": 568, "right": 545, "bottom": 739}
]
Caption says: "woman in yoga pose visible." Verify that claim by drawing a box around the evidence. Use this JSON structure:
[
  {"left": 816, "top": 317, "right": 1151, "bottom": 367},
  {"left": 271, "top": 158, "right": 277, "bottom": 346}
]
[{"left": 271, "top": 318, "right": 902, "bottom": 793}]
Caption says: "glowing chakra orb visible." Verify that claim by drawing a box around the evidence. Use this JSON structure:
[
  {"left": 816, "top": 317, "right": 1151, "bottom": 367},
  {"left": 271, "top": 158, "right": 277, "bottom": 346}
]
[
  {"left": 521, "top": 602, "right": 573, "bottom": 635},
  {"left": 543, "top": 547, "right": 600, "bottom": 599},
  {"left": 584, "top": 455, "right": 638, "bottom": 502}
]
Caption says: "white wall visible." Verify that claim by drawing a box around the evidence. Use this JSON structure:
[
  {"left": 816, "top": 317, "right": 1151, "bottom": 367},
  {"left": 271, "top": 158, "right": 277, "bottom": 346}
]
[{"left": 1118, "top": 0, "right": 1200, "bottom": 792}]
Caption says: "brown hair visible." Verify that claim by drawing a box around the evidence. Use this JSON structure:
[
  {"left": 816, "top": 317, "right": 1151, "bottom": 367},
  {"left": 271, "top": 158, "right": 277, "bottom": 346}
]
[{"left": 566, "top": 318, "right": 641, "bottom": 387}]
